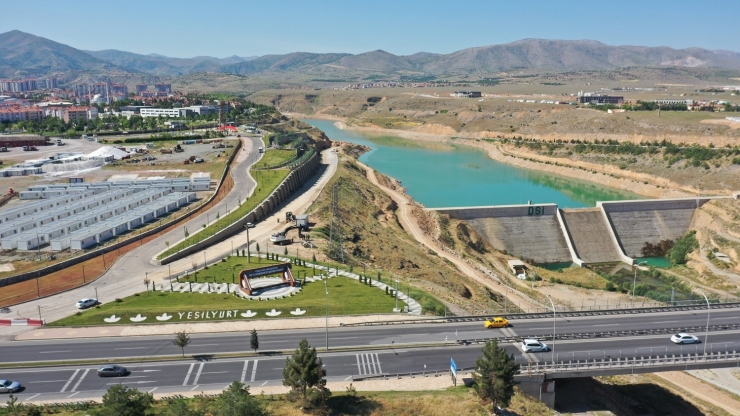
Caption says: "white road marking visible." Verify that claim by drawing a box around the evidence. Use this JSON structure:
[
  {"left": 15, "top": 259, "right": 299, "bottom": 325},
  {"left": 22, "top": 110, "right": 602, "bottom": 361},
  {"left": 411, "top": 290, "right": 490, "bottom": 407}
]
[
  {"left": 375, "top": 353, "right": 382, "bottom": 374},
  {"left": 199, "top": 371, "right": 228, "bottom": 375},
  {"left": 108, "top": 381, "right": 155, "bottom": 385},
  {"left": 654, "top": 321, "right": 679, "bottom": 324},
  {"left": 190, "top": 385, "right": 200, "bottom": 391},
  {"left": 191, "top": 344, "right": 219, "bottom": 347},
  {"left": 39, "top": 351, "right": 72, "bottom": 354},
  {"left": 191, "top": 363, "right": 205, "bottom": 385},
  {"left": 24, "top": 394, "right": 40, "bottom": 401},
  {"left": 593, "top": 324, "right": 620, "bottom": 327},
  {"left": 115, "top": 347, "right": 148, "bottom": 350},
  {"left": 344, "top": 376, "right": 352, "bottom": 380},
  {"left": 261, "top": 381, "right": 268, "bottom": 386},
  {"left": 332, "top": 337, "right": 359, "bottom": 340},
  {"left": 141, "top": 370, "right": 161, "bottom": 373},
  {"left": 240, "top": 360, "right": 249, "bottom": 383},
  {"left": 71, "top": 368, "right": 90, "bottom": 392},
  {"left": 29, "top": 380, "right": 69, "bottom": 383},
  {"left": 66, "top": 392, "right": 79, "bottom": 399},
  {"left": 60, "top": 369, "right": 80, "bottom": 393},
  {"left": 182, "top": 363, "right": 195, "bottom": 386},
  {"left": 356, "top": 354, "right": 361, "bottom": 375},
  {"left": 148, "top": 387, "right": 158, "bottom": 393},
  {"left": 250, "top": 360, "right": 258, "bottom": 382}
]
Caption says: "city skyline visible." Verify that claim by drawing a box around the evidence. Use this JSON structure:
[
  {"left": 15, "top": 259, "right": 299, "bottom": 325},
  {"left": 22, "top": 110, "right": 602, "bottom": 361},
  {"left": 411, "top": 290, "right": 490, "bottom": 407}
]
[{"left": 3, "top": 0, "right": 739, "bottom": 58}]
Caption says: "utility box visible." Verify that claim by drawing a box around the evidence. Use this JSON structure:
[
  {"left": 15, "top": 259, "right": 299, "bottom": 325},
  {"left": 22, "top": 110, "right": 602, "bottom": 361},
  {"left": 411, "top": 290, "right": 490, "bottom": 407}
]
[{"left": 295, "top": 214, "right": 309, "bottom": 228}]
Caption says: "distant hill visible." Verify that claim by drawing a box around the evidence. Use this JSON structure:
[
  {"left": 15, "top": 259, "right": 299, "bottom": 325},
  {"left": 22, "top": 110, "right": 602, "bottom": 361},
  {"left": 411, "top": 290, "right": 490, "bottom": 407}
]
[
  {"left": 85, "top": 50, "right": 257, "bottom": 76},
  {"left": 2, "top": 30, "right": 740, "bottom": 80},
  {"left": 220, "top": 39, "right": 740, "bottom": 76},
  {"left": 0, "top": 30, "right": 118, "bottom": 77}
]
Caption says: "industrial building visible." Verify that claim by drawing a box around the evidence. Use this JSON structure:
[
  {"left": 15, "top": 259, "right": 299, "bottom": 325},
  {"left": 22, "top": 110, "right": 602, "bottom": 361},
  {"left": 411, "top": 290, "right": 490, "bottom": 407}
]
[
  {"left": 577, "top": 95, "right": 625, "bottom": 105},
  {"left": 0, "top": 178, "right": 203, "bottom": 251}
]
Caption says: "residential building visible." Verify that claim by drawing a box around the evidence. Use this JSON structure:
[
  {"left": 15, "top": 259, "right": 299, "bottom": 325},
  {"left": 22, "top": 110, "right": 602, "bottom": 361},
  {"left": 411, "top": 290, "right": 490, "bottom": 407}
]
[
  {"left": 59, "top": 106, "right": 98, "bottom": 122},
  {"left": 155, "top": 83, "right": 172, "bottom": 94},
  {"left": 0, "top": 106, "right": 44, "bottom": 122},
  {"left": 111, "top": 83, "right": 128, "bottom": 97},
  {"left": 136, "top": 84, "right": 148, "bottom": 95},
  {"left": 577, "top": 95, "right": 624, "bottom": 105},
  {"left": 140, "top": 108, "right": 190, "bottom": 118}
]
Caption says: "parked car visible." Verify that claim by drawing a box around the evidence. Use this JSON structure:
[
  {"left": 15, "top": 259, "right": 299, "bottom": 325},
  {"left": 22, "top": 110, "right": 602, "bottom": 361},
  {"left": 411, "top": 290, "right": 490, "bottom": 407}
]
[
  {"left": 484, "top": 317, "right": 509, "bottom": 328},
  {"left": 97, "top": 365, "right": 128, "bottom": 377},
  {"left": 76, "top": 298, "right": 97, "bottom": 309},
  {"left": 193, "top": 157, "right": 204, "bottom": 163},
  {"left": 521, "top": 339, "right": 548, "bottom": 352},
  {"left": 0, "top": 147, "right": 7, "bottom": 152},
  {"left": 22, "top": 146, "right": 29, "bottom": 151},
  {"left": 0, "top": 380, "right": 21, "bottom": 393},
  {"left": 671, "top": 333, "right": 700, "bottom": 344}
]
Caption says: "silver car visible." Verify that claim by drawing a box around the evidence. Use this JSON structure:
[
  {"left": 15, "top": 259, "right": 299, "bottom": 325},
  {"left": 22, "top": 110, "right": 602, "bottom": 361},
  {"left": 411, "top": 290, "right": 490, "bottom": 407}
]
[
  {"left": 97, "top": 365, "right": 128, "bottom": 377},
  {"left": 521, "top": 339, "right": 549, "bottom": 353},
  {"left": 671, "top": 333, "right": 700, "bottom": 344},
  {"left": 76, "top": 298, "right": 97, "bottom": 309},
  {"left": 0, "top": 379, "right": 22, "bottom": 393}
]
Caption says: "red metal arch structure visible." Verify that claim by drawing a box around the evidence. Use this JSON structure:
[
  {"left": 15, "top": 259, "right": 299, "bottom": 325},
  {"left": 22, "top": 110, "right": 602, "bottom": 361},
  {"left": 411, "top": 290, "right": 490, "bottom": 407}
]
[{"left": 239, "top": 262, "right": 296, "bottom": 295}]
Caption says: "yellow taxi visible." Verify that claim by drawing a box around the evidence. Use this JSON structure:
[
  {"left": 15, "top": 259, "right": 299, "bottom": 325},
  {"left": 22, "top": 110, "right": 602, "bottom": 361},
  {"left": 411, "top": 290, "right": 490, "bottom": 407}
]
[{"left": 483, "top": 317, "right": 509, "bottom": 328}]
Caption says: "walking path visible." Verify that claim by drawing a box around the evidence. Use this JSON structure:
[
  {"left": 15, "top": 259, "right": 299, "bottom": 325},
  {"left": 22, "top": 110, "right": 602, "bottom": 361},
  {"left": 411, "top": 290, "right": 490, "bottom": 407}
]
[{"left": 0, "top": 144, "right": 338, "bottom": 339}]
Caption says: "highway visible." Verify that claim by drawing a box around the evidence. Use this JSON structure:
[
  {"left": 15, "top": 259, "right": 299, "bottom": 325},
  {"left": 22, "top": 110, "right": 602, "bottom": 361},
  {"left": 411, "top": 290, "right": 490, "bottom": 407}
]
[{"left": 2, "top": 307, "right": 740, "bottom": 402}]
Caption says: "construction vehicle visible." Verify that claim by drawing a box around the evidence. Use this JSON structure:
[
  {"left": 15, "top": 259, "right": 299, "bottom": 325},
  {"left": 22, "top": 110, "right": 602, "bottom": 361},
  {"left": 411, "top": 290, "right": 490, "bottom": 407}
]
[
  {"left": 285, "top": 211, "right": 294, "bottom": 221},
  {"left": 269, "top": 231, "right": 292, "bottom": 245},
  {"left": 174, "top": 144, "right": 184, "bottom": 153}
]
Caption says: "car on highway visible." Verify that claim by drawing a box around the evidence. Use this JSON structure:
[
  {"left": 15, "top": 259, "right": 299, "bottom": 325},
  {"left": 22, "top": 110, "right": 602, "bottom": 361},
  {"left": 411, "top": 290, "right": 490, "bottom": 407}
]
[
  {"left": 484, "top": 317, "right": 509, "bottom": 328},
  {"left": 97, "top": 365, "right": 128, "bottom": 377},
  {"left": 76, "top": 298, "right": 97, "bottom": 309},
  {"left": 0, "top": 379, "right": 22, "bottom": 393},
  {"left": 521, "top": 339, "right": 549, "bottom": 352},
  {"left": 671, "top": 333, "right": 700, "bottom": 344},
  {"left": 245, "top": 222, "right": 256, "bottom": 228}
]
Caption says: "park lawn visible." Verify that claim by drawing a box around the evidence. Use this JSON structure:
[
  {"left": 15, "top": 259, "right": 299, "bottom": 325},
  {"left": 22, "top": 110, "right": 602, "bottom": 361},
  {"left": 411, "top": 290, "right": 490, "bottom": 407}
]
[
  {"left": 180, "top": 257, "right": 322, "bottom": 284},
  {"left": 158, "top": 168, "right": 289, "bottom": 259},
  {"left": 49, "top": 275, "right": 401, "bottom": 326},
  {"left": 257, "top": 148, "right": 297, "bottom": 169}
]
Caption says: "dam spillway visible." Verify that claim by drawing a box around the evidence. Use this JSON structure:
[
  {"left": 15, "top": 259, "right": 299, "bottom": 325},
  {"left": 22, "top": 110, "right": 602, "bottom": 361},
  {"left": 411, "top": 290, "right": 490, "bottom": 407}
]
[{"left": 437, "top": 196, "right": 733, "bottom": 266}]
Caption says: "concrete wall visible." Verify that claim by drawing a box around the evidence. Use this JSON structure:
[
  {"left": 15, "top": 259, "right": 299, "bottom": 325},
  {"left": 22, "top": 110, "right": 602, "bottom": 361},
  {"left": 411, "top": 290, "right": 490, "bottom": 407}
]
[
  {"left": 158, "top": 151, "right": 322, "bottom": 265},
  {"left": 560, "top": 208, "right": 623, "bottom": 264},
  {"left": 600, "top": 198, "right": 713, "bottom": 258},
  {"left": 437, "top": 204, "right": 573, "bottom": 264}
]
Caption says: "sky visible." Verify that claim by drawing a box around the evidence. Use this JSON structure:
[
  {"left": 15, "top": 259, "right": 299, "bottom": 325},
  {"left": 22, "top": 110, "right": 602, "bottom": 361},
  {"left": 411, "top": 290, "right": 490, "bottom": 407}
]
[{"left": 5, "top": 1, "right": 739, "bottom": 58}]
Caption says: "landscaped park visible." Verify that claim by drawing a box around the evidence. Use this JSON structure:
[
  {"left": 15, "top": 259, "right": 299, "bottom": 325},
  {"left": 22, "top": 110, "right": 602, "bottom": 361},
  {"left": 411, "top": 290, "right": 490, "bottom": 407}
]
[{"left": 51, "top": 256, "right": 409, "bottom": 326}]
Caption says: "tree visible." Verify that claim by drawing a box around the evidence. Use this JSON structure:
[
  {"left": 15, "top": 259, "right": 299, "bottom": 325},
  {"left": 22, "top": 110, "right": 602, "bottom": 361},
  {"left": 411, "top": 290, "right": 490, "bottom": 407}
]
[
  {"left": 250, "top": 329, "right": 259, "bottom": 353},
  {"left": 212, "top": 382, "right": 268, "bottom": 416},
  {"left": 160, "top": 397, "right": 204, "bottom": 416},
  {"left": 94, "top": 384, "right": 153, "bottom": 416},
  {"left": 282, "top": 339, "right": 331, "bottom": 409},
  {"left": 173, "top": 331, "right": 192, "bottom": 357},
  {"left": 473, "top": 339, "right": 520, "bottom": 411}
]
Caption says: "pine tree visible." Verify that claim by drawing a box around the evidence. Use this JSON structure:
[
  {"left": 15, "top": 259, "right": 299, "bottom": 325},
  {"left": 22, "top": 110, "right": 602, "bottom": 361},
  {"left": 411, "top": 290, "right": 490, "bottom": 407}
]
[
  {"left": 473, "top": 339, "right": 520, "bottom": 411},
  {"left": 250, "top": 329, "right": 259, "bottom": 353},
  {"left": 282, "top": 339, "right": 330, "bottom": 409}
]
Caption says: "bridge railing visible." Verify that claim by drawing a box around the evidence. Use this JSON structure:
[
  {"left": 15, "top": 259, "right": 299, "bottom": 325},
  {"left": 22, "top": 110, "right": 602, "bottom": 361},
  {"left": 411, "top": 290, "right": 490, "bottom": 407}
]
[{"left": 522, "top": 350, "right": 740, "bottom": 375}]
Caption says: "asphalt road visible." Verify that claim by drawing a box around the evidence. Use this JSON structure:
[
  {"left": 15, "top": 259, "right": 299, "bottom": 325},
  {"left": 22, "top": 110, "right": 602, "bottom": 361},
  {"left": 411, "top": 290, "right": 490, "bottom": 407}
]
[
  {"left": 3, "top": 329, "right": 740, "bottom": 403},
  {"left": 2, "top": 307, "right": 737, "bottom": 364}
]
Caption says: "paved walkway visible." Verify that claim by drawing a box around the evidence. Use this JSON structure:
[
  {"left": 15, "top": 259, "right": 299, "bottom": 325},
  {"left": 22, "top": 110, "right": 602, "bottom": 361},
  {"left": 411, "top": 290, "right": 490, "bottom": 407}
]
[{"left": 0, "top": 144, "right": 338, "bottom": 339}]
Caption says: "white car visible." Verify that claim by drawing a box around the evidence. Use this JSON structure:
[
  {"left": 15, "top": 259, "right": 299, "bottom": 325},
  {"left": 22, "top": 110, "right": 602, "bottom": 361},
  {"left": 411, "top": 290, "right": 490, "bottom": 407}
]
[
  {"left": 521, "top": 339, "right": 549, "bottom": 352},
  {"left": 671, "top": 333, "right": 700, "bottom": 344},
  {"left": 76, "top": 298, "right": 97, "bottom": 309},
  {"left": 245, "top": 222, "right": 256, "bottom": 228}
]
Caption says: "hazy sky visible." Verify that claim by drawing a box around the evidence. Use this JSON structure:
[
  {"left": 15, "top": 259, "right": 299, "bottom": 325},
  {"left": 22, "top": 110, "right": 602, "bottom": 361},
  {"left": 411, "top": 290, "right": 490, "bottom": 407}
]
[{"left": 6, "top": 1, "right": 738, "bottom": 57}]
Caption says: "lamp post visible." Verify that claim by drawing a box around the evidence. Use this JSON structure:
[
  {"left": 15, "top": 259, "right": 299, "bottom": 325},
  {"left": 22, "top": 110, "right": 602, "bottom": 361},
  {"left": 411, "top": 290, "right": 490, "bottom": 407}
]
[
  {"left": 203, "top": 251, "right": 207, "bottom": 268},
  {"left": 697, "top": 289, "right": 710, "bottom": 354},
  {"left": 395, "top": 279, "right": 399, "bottom": 312},
  {"left": 545, "top": 294, "right": 556, "bottom": 366},
  {"left": 632, "top": 261, "right": 648, "bottom": 307},
  {"left": 244, "top": 224, "right": 251, "bottom": 263},
  {"left": 324, "top": 280, "right": 329, "bottom": 351}
]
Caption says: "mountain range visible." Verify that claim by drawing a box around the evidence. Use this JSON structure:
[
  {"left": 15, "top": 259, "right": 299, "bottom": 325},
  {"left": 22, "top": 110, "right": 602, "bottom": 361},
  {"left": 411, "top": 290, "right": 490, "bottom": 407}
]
[{"left": 2, "top": 30, "right": 740, "bottom": 79}]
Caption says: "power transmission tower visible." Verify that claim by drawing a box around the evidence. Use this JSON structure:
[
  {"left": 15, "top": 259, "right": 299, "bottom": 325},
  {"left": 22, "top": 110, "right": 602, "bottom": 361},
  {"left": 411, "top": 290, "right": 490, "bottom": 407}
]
[{"left": 327, "top": 182, "right": 344, "bottom": 263}]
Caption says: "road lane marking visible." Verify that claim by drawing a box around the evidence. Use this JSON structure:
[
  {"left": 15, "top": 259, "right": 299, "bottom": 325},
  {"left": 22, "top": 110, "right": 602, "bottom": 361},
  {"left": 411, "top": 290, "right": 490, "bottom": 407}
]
[
  {"left": 344, "top": 376, "right": 352, "bottom": 380},
  {"left": 356, "top": 354, "right": 361, "bottom": 375},
  {"left": 332, "top": 337, "right": 359, "bottom": 340},
  {"left": 190, "top": 385, "right": 200, "bottom": 391},
  {"left": 654, "top": 321, "right": 679, "bottom": 324},
  {"left": 115, "top": 347, "right": 148, "bottom": 350},
  {"left": 199, "top": 371, "right": 228, "bottom": 375},
  {"left": 66, "top": 392, "right": 79, "bottom": 399},
  {"left": 148, "top": 387, "right": 158, "bottom": 393},
  {"left": 182, "top": 363, "right": 195, "bottom": 386},
  {"left": 29, "top": 380, "right": 69, "bottom": 383},
  {"left": 191, "top": 344, "right": 219, "bottom": 347},
  {"left": 107, "top": 381, "right": 155, "bottom": 385},
  {"left": 191, "top": 363, "right": 205, "bottom": 385},
  {"left": 375, "top": 353, "right": 382, "bottom": 374},
  {"left": 593, "top": 324, "right": 620, "bottom": 327},
  {"left": 240, "top": 360, "right": 249, "bottom": 383},
  {"left": 24, "top": 394, "right": 40, "bottom": 401},
  {"left": 60, "top": 369, "right": 80, "bottom": 393},
  {"left": 71, "top": 368, "right": 89, "bottom": 392},
  {"left": 39, "top": 351, "right": 72, "bottom": 354},
  {"left": 251, "top": 360, "right": 258, "bottom": 382},
  {"left": 261, "top": 381, "right": 268, "bottom": 386},
  {"left": 141, "top": 370, "right": 161, "bottom": 372}
]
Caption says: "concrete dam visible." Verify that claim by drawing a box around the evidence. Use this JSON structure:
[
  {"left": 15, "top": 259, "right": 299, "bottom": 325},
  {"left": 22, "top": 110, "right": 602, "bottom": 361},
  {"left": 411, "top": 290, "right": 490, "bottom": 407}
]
[{"left": 437, "top": 197, "right": 732, "bottom": 266}]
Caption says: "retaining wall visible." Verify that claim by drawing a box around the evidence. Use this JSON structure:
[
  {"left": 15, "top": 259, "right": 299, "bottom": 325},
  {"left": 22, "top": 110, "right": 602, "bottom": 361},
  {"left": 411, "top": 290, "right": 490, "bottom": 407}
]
[
  {"left": 437, "top": 204, "right": 572, "bottom": 264},
  {"left": 158, "top": 152, "right": 321, "bottom": 265},
  {"left": 560, "top": 208, "right": 623, "bottom": 264}
]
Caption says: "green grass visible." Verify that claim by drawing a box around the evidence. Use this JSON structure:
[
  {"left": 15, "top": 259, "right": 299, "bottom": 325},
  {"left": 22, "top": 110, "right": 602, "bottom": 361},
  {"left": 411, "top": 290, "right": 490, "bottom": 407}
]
[
  {"left": 158, "top": 169, "right": 289, "bottom": 259},
  {"left": 49, "top": 274, "right": 401, "bottom": 326},
  {"left": 181, "top": 257, "right": 321, "bottom": 284},
  {"left": 257, "top": 148, "right": 297, "bottom": 169}
]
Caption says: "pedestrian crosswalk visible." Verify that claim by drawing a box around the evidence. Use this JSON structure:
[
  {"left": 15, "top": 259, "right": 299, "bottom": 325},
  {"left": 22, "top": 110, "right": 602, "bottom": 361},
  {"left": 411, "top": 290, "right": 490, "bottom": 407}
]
[{"left": 355, "top": 353, "right": 383, "bottom": 375}]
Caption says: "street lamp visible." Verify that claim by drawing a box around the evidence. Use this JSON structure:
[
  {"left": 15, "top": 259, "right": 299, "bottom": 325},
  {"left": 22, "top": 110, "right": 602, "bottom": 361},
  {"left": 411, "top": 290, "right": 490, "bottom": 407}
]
[
  {"left": 632, "top": 261, "right": 648, "bottom": 307},
  {"left": 395, "top": 279, "right": 399, "bottom": 312},
  {"left": 697, "top": 289, "right": 710, "bottom": 354},
  {"left": 545, "top": 294, "right": 556, "bottom": 366},
  {"left": 244, "top": 223, "right": 251, "bottom": 263},
  {"left": 324, "top": 280, "right": 329, "bottom": 351}
]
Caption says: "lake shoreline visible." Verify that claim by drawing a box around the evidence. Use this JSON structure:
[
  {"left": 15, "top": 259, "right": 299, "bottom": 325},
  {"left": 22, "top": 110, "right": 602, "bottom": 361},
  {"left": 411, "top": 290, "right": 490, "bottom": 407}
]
[{"left": 288, "top": 112, "right": 699, "bottom": 200}]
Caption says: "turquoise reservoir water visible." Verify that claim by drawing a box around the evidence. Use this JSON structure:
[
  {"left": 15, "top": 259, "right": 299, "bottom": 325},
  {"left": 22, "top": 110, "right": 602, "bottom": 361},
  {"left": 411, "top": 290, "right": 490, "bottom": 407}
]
[{"left": 304, "top": 119, "right": 641, "bottom": 208}]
